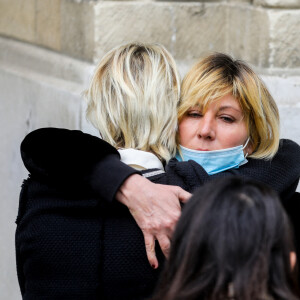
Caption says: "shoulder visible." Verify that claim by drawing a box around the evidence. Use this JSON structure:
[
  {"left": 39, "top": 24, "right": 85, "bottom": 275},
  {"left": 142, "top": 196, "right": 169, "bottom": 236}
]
[
  {"left": 21, "top": 127, "right": 116, "bottom": 156},
  {"left": 274, "top": 139, "right": 300, "bottom": 168},
  {"left": 279, "top": 138, "right": 300, "bottom": 153},
  {"left": 21, "top": 127, "right": 120, "bottom": 181}
]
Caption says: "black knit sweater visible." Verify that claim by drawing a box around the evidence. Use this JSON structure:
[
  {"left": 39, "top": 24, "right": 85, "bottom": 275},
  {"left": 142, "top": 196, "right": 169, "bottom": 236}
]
[
  {"left": 16, "top": 173, "right": 166, "bottom": 300},
  {"left": 16, "top": 128, "right": 300, "bottom": 299}
]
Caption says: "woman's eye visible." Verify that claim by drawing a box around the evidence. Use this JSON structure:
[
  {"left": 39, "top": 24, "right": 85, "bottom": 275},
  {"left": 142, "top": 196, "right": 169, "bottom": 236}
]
[
  {"left": 187, "top": 111, "right": 202, "bottom": 118},
  {"left": 220, "top": 116, "right": 235, "bottom": 123}
]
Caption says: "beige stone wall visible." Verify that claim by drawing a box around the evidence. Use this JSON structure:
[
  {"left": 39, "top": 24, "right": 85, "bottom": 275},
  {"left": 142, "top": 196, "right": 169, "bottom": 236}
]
[{"left": 1, "top": 0, "right": 299, "bottom": 72}]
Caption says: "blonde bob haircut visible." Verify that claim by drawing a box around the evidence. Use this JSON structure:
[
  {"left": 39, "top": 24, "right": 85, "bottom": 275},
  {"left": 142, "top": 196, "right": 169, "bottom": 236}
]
[
  {"left": 86, "top": 42, "right": 181, "bottom": 162},
  {"left": 179, "top": 53, "right": 280, "bottom": 159}
]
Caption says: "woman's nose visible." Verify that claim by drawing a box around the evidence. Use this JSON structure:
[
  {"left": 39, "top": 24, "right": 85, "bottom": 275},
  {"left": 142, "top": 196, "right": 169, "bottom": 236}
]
[{"left": 197, "top": 115, "right": 215, "bottom": 140}]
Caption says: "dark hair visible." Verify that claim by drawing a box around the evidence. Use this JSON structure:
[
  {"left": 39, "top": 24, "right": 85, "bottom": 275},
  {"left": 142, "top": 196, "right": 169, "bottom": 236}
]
[{"left": 153, "top": 177, "right": 299, "bottom": 300}]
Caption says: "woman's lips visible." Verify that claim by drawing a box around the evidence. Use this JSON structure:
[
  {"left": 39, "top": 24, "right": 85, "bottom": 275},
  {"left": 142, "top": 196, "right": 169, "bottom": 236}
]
[{"left": 196, "top": 148, "right": 209, "bottom": 151}]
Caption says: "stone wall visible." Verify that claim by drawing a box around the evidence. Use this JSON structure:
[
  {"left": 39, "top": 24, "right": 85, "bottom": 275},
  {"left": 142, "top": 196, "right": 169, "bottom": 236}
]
[
  {"left": 0, "top": 0, "right": 299, "bottom": 299},
  {"left": 1, "top": 0, "right": 300, "bottom": 70}
]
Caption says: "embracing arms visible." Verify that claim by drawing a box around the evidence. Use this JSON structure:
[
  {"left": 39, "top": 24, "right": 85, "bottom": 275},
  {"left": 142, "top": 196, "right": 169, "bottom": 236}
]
[
  {"left": 21, "top": 128, "right": 138, "bottom": 201},
  {"left": 21, "top": 128, "right": 191, "bottom": 268},
  {"left": 21, "top": 128, "right": 300, "bottom": 266},
  {"left": 117, "top": 174, "right": 190, "bottom": 267}
]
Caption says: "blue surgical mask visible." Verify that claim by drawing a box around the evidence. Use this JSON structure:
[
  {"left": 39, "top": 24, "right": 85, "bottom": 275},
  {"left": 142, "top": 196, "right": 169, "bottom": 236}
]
[{"left": 175, "top": 138, "right": 250, "bottom": 175}]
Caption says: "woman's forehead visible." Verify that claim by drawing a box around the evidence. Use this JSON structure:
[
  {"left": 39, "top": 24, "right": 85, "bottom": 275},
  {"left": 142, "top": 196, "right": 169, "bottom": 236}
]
[{"left": 190, "top": 94, "right": 243, "bottom": 111}]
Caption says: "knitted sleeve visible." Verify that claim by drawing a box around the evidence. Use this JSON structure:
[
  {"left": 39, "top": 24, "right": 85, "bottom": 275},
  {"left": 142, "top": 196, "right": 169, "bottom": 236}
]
[
  {"left": 166, "top": 139, "right": 300, "bottom": 200},
  {"left": 21, "top": 128, "right": 138, "bottom": 202},
  {"left": 226, "top": 139, "right": 300, "bottom": 200}
]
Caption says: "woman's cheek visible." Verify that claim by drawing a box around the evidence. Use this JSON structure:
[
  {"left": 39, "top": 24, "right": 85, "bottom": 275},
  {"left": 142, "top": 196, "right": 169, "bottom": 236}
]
[{"left": 178, "top": 120, "right": 193, "bottom": 146}]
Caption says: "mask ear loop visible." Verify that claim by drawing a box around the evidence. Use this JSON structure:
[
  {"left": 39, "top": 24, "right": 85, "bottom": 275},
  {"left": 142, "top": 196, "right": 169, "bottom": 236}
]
[
  {"left": 177, "top": 145, "right": 184, "bottom": 161},
  {"left": 243, "top": 137, "right": 250, "bottom": 158}
]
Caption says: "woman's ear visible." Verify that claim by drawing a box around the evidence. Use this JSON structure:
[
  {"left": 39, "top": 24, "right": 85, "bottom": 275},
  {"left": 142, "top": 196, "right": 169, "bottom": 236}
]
[{"left": 290, "top": 251, "right": 297, "bottom": 270}]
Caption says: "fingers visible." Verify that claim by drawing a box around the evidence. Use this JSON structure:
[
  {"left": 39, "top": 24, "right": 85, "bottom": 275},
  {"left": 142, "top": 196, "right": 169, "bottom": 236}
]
[
  {"left": 144, "top": 233, "right": 171, "bottom": 268},
  {"left": 156, "top": 234, "right": 171, "bottom": 259},
  {"left": 144, "top": 233, "right": 158, "bottom": 269},
  {"left": 120, "top": 181, "right": 189, "bottom": 269},
  {"left": 166, "top": 186, "right": 191, "bottom": 203},
  {"left": 178, "top": 188, "right": 192, "bottom": 203}
]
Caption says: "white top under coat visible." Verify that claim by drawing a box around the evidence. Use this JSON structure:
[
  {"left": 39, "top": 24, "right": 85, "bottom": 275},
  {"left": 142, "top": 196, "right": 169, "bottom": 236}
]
[{"left": 118, "top": 148, "right": 164, "bottom": 171}]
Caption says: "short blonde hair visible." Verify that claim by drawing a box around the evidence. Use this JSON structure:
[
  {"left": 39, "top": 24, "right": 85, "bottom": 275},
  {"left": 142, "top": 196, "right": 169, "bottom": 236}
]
[
  {"left": 86, "top": 42, "right": 181, "bottom": 162},
  {"left": 179, "top": 53, "right": 280, "bottom": 159}
]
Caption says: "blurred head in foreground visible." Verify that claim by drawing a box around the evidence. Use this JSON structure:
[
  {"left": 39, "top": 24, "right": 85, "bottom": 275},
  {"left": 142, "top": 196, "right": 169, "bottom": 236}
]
[{"left": 154, "top": 177, "right": 298, "bottom": 300}]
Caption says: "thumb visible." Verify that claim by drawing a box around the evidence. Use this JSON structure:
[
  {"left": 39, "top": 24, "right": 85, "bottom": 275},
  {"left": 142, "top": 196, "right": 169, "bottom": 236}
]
[{"left": 177, "top": 188, "right": 192, "bottom": 203}]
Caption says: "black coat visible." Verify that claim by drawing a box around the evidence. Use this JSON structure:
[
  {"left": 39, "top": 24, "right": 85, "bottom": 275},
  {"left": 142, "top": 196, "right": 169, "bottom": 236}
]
[
  {"left": 16, "top": 172, "right": 166, "bottom": 300},
  {"left": 16, "top": 128, "right": 300, "bottom": 299}
]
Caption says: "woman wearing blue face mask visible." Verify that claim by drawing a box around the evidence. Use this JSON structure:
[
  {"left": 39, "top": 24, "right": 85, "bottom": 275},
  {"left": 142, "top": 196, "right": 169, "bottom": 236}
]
[
  {"left": 18, "top": 52, "right": 300, "bottom": 278},
  {"left": 176, "top": 93, "right": 252, "bottom": 175},
  {"left": 175, "top": 53, "right": 279, "bottom": 174}
]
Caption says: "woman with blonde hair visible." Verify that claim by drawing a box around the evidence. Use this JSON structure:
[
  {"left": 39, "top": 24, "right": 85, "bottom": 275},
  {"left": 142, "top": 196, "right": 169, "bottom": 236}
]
[
  {"left": 86, "top": 42, "right": 180, "bottom": 162},
  {"left": 16, "top": 42, "right": 190, "bottom": 300},
  {"left": 177, "top": 52, "right": 279, "bottom": 161},
  {"left": 18, "top": 52, "right": 300, "bottom": 295}
]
